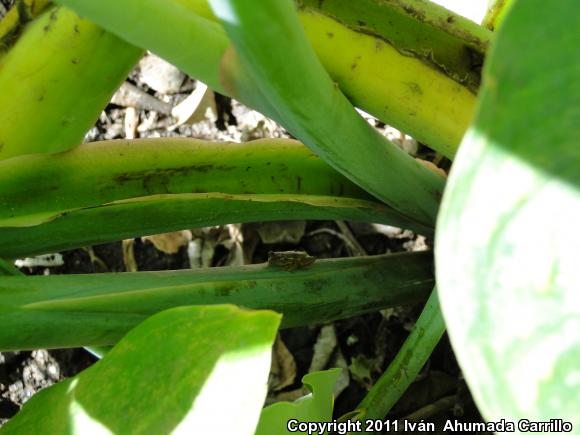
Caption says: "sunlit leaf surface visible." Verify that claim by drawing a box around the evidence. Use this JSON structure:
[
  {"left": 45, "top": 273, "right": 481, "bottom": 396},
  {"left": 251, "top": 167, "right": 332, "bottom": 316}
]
[
  {"left": 255, "top": 369, "right": 341, "bottom": 435},
  {"left": 436, "top": 0, "right": 580, "bottom": 426},
  {"left": 2, "top": 305, "right": 280, "bottom": 434}
]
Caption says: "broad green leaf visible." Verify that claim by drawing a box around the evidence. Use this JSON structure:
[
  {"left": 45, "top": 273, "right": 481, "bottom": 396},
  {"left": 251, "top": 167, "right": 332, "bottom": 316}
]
[
  {"left": 436, "top": 0, "right": 580, "bottom": 426},
  {"left": 0, "top": 252, "right": 433, "bottom": 350},
  {"left": 255, "top": 369, "right": 341, "bottom": 435},
  {"left": 1, "top": 305, "right": 280, "bottom": 434}
]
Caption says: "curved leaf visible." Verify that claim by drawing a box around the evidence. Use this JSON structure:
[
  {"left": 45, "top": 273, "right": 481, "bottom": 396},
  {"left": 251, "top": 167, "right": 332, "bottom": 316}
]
[
  {"left": 1, "top": 305, "right": 280, "bottom": 434},
  {"left": 0, "top": 252, "right": 433, "bottom": 350},
  {"left": 0, "top": 6, "right": 142, "bottom": 159},
  {"left": 0, "top": 193, "right": 432, "bottom": 258},
  {"left": 255, "top": 369, "right": 341, "bottom": 435},
  {"left": 209, "top": 0, "right": 445, "bottom": 227},
  {"left": 436, "top": 0, "right": 580, "bottom": 425},
  {"left": 0, "top": 138, "right": 371, "bottom": 226}
]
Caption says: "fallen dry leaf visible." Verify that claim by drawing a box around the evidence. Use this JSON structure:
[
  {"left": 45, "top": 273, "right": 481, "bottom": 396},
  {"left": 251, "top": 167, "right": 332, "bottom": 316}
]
[
  {"left": 142, "top": 230, "right": 192, "bottom": 255},
  {"left": 122, "top": 239, "right": 138, "bottom": 272},
  {"left": 415, "top": 158, "right": 447, "bottom": 179},
  {"left": 269, "top": 335, "right": 297, "bottom": 392},
  {"left": 171, "top": 82, "right": 216, "bottom": 126}
]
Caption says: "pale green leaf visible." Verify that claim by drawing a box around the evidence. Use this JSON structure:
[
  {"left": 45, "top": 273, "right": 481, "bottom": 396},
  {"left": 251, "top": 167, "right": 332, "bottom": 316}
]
[
  {"left": 255, "top": 369, "right": 341, "bottom": 435},
  {"left": 1, "top": 305, "right": 280, "bottom": 434},
  {"left": 436, "top": 0, "right": 580, "bottom": 426}
]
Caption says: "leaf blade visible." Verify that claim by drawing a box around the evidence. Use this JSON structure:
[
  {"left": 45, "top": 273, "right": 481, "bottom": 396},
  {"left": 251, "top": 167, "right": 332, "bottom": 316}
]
[
  {"left": 2, "top": 305, "right": 280, "bottom": 435},
  {"left": 0, "top": 252, "right": 433, "bottom": 350},
  {"left": 436, "top": 0, "right": 580, "bottom": 424}
]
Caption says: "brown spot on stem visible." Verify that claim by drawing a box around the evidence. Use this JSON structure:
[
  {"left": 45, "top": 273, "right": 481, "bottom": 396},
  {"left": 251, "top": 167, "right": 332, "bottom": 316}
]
[{"left": 405, "top": 82, "right": 423, "bottom": 95}]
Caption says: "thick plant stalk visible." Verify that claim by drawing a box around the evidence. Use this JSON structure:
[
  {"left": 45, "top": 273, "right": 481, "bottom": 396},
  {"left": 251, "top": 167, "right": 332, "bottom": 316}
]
[
  {"left": 0, "top": 252, "right": 434, "bottom": 350},
  {"left": 297, "top": 0, "right": 488, "bottom": 157},
  {"left": 0, "top": 138, "right": 433, "bottom": 257},
  {"left": 0, "top": 0, "right": 51, "bottom": 50},
  {"left": 356, "top": 289, "right": 445, "bottom": 420},
  {"left": 59, "top": 0, "right": 482, "bottom": 157},
  {"left": 0, "top": 138, "right": 377, "bottom": 225},
  {"left": 209, "top": 0, "right": 445, "bottom": 228},
  {"left": 298, "top": 0, "right": 490, "bottom": 84},
  {"left": 0, "top": 5, "right": 143, "bottom": 160}
]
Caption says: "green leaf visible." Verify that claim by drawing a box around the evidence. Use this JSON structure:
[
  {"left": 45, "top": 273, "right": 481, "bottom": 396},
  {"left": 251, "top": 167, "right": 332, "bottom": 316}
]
[
  {"left": 1, "top": 305, "right": 280, "bottom": 434},
  {"left": 0, "top": 138, "right": 371, "bottom": 226},
  {"left": 0, "top": 258, "right": 22, "bottom": 276},
  {"left": 209, "top": 0, "right": 445, "bottom": 228},
  {"left": 0, "top": 193, "right": 432, "bottom": 258},
  {"left": 0, "top": 138, "right": 433, "bottom": 257},
  {"left": 255, "top": 369, "right": 341, "bottom": 435},
  {"left": 0, "top": 252, "right": 433, "bottom": 350},
  {"left": 436, "top": 0, "right": 580, "bottom": 426},
  {"left": 55, "top": 0, "right": 480, "bottom": 159},
  {"left": 0, "top": 6, "right": 142, "bottom": 159}
]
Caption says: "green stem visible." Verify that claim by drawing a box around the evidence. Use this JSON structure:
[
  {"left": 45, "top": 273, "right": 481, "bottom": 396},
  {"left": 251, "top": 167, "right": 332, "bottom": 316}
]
[
  {"left": 0, "top": 5, "right": 142, "bottom": 159},
  {"left": 0, "top": 252, "right": 434, "bottom": 350},
  {"left": 0, "top": 138, "right": 373, "bottom": 226},
  {"left": 299, "top": 0, "right": 490, "bottom": 91},
  {"left": 210, "top": 0, "right": 445, "bottom": 227},
  {"left": 356, "top": 288, "right": 446, "bottom": 420},
  {"left": 0, "top": 138, "right": 433, "bottom": 257},
  {"left": 56, "top": 0, "right": 483, "bottom": 158}
]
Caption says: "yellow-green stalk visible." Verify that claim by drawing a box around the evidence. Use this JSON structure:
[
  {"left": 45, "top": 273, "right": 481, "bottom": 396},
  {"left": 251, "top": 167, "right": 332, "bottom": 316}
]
[
  {"left": 0, "top": 138, "right": 434, "bottom": 256},
  {"left": 0, "top": 0, "right": 51, "bottom": 51},
  {"left": 169, "top": 0, "right": 487, "bottom": 157},
  {"left": 56, "top": 0, "right": 488, "bottom": 158},
  {"left": 0, "top": 5, "right": 142, "bottom": 160}
]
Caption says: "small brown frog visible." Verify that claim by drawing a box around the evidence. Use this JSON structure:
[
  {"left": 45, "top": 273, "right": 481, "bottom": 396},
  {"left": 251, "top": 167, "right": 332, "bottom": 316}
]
[{"left": 267, "top": 251, "right": 316, "bottom": 272}]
